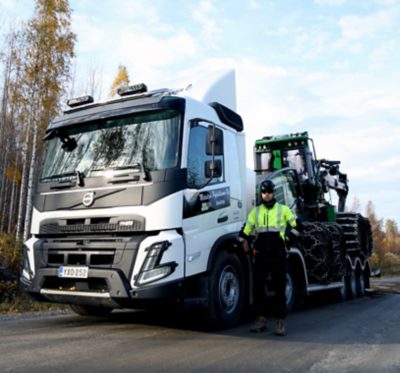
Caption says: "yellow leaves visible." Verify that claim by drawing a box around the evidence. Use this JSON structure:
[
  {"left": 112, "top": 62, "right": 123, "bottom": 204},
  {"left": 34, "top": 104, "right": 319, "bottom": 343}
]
[
  {"left": 110, "top": 65, "right": 130, "bottom": 97},
  {"left": 6, "top": 166, "right": 22, "bottom": 184}
]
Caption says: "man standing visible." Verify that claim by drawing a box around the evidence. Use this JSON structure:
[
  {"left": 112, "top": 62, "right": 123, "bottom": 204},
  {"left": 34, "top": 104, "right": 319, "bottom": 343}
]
[{"left": 240, "top": 180, "right": 300, "bottom": 336}]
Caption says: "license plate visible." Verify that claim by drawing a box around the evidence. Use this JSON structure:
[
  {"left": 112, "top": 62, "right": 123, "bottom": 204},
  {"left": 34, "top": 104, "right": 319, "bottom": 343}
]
[{"left": 57, "top": 266, "right": 89, "bottom": 279}]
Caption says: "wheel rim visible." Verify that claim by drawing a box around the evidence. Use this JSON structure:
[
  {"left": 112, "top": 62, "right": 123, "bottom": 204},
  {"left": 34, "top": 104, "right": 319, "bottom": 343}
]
[{"left": 219, "top": 265, "right": 240, "bottom": 314}]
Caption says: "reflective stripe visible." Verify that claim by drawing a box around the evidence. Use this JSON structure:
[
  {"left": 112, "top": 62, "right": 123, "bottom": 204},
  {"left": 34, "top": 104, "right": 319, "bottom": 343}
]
[
  {"left": 291, "top": 228, "right": 300, "bottom": 237},
  {"left": 277, "top": 204, "right": 282, "bottom": 233},
  {"left": 255, "top": 227, "right": 280, "bottom": 233},
  {"left": 255, "top": 206, "right": 260, "bottom": 229}
]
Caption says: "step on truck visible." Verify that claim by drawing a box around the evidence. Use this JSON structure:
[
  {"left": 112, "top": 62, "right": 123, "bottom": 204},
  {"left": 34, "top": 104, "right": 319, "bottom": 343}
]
[{"left": 21, "top": 71, "right": 373, "bottom": 327}]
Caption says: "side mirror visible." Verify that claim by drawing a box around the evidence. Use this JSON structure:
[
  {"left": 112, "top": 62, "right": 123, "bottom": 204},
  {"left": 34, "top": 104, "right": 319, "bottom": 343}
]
[
  {"left": 61, "top": 136, "right": 77, "bottom": 152},
  {"left": 206, "top": 125, "right": 223, "bottom": 156},
  {"left": 205, "top": 159, "right": 222, "bottom": 178}
]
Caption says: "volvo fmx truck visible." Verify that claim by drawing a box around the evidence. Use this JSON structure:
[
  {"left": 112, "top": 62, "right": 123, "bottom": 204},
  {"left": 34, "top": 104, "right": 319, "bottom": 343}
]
[
  {"left": 21, "top": 71, "right": 251, "bottom": 327},
  {"left": 21, "top": 71, "right": 372, "bottom": 327}
]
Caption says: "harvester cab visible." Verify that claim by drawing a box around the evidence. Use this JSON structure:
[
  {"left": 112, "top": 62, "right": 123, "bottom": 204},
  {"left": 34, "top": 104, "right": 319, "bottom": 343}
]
[{"left": 253, "top": 131, "right": 349, "bottom": 223}]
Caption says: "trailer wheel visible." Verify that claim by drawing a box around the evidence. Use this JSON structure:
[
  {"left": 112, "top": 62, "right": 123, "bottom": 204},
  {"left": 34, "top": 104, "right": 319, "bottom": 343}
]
[
  {"left": 346, "top": 269, "right": 357, "bottom": 300},
  {"left": 207, "top": 251, "right": 245, "bottom": 328},
  {"left": 70, "top": 304, "right": 113, "bottom": 317},
  {"left": 356, "top": 271, "right": 366, "bottom": 297}
]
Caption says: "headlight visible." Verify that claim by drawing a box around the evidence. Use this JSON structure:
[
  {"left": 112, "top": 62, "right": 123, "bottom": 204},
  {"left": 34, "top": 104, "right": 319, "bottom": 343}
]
[{"left": 136, "top": 241, "right": 177, "bottom": 285}]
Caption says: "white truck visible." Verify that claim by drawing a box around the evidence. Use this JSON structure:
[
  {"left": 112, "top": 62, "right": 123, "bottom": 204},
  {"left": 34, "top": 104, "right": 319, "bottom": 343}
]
[
  {"left": 21, "top": 71, "right": 372, "bottom": 327},
  {"left": 21, "top": 71, "right": 252, "bottom": 327}
]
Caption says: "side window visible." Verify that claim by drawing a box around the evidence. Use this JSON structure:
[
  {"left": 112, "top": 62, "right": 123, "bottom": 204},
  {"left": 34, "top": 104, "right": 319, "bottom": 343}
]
[
  {"left": 271, "top": 176, "right": 285, "bottom": 205},
  {"left": 187, "top": 124, "right": 224, "bottom": 189},
  {"left": 271, "top": 170, "right": 298, "bottom": 210}
]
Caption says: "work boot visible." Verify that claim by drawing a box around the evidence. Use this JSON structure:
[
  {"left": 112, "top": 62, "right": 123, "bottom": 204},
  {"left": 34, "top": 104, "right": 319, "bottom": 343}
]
[
  {"left": 250, "top": 316, "right": 267, "bottom": 333},
  {"left": 275, "top": 319, "right": 286, "bottom": 336}
]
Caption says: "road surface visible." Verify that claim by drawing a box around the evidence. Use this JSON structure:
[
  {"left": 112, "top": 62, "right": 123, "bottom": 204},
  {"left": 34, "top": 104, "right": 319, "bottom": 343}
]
[{"left": 1, "top": 279, "right": 400, "bottom": 372}]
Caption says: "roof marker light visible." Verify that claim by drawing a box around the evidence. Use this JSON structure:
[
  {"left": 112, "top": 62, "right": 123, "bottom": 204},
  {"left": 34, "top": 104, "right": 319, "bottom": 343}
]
[
  {"left": 117, "top": 83, "right": 148, "bottom": 97},
  {"left": 66, "top": 95, "right": 94, "bottom": 108}
]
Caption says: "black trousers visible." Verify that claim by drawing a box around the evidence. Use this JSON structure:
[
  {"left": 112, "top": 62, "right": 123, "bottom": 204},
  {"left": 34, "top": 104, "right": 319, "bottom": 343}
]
[{"left": 253, "top": 247, "right": 287, "bottom": 320}]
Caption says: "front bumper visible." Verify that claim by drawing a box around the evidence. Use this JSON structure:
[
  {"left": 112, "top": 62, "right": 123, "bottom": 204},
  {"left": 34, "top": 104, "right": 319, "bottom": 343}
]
[{"left": 20, "top": 267, "right": 185, "bottom": 309}]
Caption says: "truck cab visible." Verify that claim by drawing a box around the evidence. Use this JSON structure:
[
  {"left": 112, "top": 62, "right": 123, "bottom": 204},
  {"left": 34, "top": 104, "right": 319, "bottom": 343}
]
[{"left": 21, "top": 74, "right": 251, "bottom": 327}]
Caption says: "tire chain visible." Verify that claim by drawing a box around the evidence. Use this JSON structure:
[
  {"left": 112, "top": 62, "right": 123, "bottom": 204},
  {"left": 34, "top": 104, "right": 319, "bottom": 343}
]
[{"left": 298, "top": 222, "right": 345, "bottom": 284}]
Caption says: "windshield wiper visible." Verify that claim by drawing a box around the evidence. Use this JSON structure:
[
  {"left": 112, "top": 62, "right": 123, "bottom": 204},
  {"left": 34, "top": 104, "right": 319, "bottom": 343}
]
[
  {"left": 100, "top": 163, "right": 152, "bottom": 183},
  {"left": 41, "top": 171, "right": 78, "bottom": 182}
]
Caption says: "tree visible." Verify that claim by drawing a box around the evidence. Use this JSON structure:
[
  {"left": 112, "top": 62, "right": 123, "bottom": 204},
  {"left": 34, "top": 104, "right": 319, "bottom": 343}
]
[
  {"left": 0, "top": 28, "right": 26, "bottom": 235},
  {"left": 366, "top": 201, "right": 385, "bottom": 261},
  {"left": 350, "top": 196, "right": 361, "bottom": 213},
  {"left": 13, "top": 0, "right": 76, "bottom": 241},
  {"left": 110, "top": 64, "right": 130, "bottom": 97},
  {"left": 384, "top": 219, "right": 399, "bottom": 255}
]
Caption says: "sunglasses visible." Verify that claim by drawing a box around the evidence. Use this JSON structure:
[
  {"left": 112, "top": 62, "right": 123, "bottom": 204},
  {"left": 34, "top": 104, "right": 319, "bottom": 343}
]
[{"left": 261, "top": 190, "right": 274, "bottom": 194}]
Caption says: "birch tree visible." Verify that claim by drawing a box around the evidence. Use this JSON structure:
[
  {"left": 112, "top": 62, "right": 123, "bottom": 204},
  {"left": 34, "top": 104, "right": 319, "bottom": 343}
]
[
  {"left": 15, "top": 0, "right": 75, "bottom": 241},
  {"left": 0, "top": 29, "right": 25, "bottom": 236}
]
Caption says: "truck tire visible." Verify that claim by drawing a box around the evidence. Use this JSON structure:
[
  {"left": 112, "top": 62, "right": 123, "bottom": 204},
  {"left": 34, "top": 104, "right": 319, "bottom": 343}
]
[
  {"left": 70, "top": 304, "right": 113, "bottom": 317},
  {"left": 285, "top": 266, "right": 297, "bottom": 313},
  {"left": 207, "top": 251, "right": 245, "bottom": 328}
]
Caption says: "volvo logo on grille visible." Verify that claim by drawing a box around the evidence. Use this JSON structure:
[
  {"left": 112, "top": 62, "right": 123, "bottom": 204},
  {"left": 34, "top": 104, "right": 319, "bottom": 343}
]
[{"left": 82, "top": 192, "right": 95, "bottom": 207}]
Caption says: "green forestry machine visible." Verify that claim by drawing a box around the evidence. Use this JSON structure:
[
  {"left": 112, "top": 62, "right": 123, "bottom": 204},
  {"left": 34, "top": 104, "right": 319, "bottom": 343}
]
[{"left": 254, "top": 131, "right": 373, "bottom": 307}]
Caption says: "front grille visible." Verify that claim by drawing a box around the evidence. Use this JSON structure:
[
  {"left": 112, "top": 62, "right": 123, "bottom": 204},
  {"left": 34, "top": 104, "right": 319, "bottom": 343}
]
[
  {"left": 40, "top": 221, "right": 144, "bottom": 235},
  {"left": 47, "top": 249, "right": 115, "bottom": 266},
  {"left": 39, "top": 215, "right": 145, "bottom": 236},
  {"left": 33, "top": 234, "right": 146, "bottom": 284}
]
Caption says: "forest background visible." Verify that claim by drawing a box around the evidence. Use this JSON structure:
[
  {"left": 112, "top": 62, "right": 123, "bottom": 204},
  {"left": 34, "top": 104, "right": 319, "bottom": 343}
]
[{"left": 0, "top": 0, "right": 399, "bottom": 312}]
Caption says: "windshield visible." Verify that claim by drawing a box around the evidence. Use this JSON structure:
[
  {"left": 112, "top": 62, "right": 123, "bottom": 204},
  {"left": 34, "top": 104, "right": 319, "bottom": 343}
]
[{"left": 41, "top": 109, "right": 181, "bottom": 182}]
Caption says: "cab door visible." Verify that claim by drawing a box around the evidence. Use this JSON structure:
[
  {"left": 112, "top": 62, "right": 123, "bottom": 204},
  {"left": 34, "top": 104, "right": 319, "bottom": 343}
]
[{"left": 182, "top": 121, "right": 232, "bottom": 277}]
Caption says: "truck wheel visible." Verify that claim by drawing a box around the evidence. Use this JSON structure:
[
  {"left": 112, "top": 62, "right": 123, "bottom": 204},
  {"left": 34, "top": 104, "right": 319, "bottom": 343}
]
[
  {"left": 70, "top": 304, "right": 113, "bottom": 317},
  {"left": 285, "top": 266, "right": 297, "bottom": 313},
  {"left": 207, "top": 251, "right": 245, "bottom": 328}
]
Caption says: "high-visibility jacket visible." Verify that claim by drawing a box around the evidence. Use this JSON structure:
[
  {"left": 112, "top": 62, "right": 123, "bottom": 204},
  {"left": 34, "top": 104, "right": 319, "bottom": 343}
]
[{"left": 243, "top": 202, "right": 297, "bottom": 242}]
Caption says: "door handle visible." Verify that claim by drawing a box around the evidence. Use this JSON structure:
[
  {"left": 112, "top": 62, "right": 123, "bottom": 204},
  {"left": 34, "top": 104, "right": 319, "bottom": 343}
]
[{"left": 217, "top": 215, "right": 228, "bottom": 223}]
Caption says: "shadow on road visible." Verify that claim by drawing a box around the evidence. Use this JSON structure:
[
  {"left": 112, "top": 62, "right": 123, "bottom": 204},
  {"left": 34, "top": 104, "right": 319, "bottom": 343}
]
[{"left": 37, "top": 277, "right": 400, "bottom": 345}]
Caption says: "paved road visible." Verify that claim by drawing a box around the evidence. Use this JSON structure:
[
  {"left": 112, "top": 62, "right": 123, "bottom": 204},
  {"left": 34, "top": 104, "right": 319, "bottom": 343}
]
[{"left": 1, "top": 280, "right": 400, "bottom": 372}]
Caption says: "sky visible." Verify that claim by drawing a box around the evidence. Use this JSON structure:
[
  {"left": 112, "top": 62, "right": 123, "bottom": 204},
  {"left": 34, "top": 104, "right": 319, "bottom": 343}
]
[{"left": 1, "top": 0, "right": 399, "bottom": 225}]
